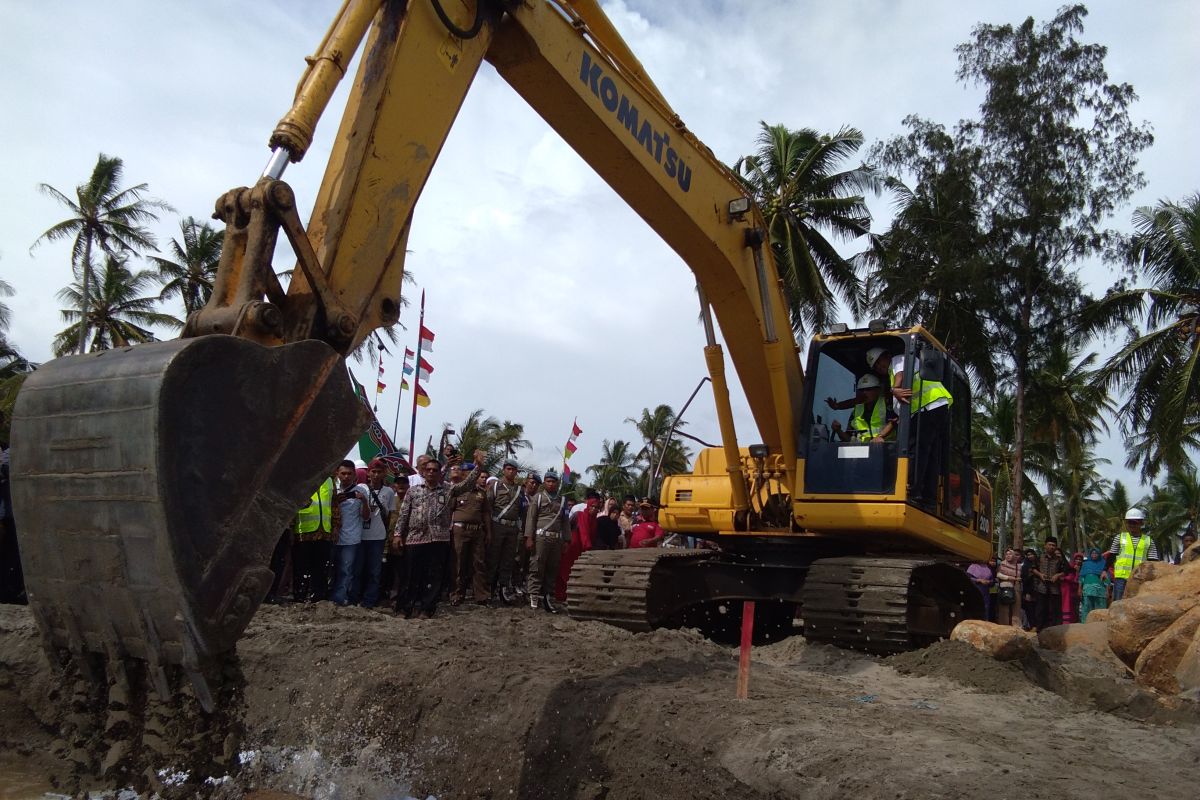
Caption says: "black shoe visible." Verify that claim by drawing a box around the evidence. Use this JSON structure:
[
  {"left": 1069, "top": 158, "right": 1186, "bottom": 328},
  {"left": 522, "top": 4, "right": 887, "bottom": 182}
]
[{"left": 542, "top": 596, "right": 559, "bottom": 614}]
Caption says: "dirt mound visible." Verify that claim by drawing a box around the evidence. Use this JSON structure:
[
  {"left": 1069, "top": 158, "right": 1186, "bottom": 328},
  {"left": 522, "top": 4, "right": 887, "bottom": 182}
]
[
  {"left": 886, "top": 639, "right": 1029, "bottom": 693},
  {"left": 2, "top": 603, "right": 1198, "bottom": 799}
]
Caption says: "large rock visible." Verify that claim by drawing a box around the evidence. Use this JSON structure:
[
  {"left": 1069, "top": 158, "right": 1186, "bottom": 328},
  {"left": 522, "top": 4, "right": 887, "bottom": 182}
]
[
  {"left": 950, "top": 619, "right": 1034, "bottom": 661},
  {"left": 1175, "top": 627, "right": 1200, "bottom": 698},
  {"left": 1180, "top": 540, "right": 1200, "bottom": 565},
  {"left": 1084, "top": 607, "right": 1111, "bottom": 624},
  {"left": 1132, "top": 558, "right": 1200, "bottom": 601},
  {"left": 1107, "top": 594, "right": 1198, "bottom": 667},
  {"left": 1038, "top": 623, "right": 1123, "bottom": 668},
  {"left": 1125, "top": 561, "right": 1180, "bottom": 599},
  {"left": 1135, "top": 606, "right": 1200, "bottom": 694}
]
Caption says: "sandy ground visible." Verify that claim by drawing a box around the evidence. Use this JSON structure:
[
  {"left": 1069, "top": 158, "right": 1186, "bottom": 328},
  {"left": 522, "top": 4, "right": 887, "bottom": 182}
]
[{"left": 0, "top": 601, "right": 1197, "bottom": 799}]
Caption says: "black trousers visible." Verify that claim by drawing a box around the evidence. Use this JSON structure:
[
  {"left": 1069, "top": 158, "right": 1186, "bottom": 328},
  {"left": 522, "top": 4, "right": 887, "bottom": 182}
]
[
  {"left": 292, "top": 539, "right": 332, "bottom": 601},
  {"left": 910, "top": 405, "right": 950, "bottom": 506},
  {"left": 400, "top": 540, "right": 451, "bottom": 615}
]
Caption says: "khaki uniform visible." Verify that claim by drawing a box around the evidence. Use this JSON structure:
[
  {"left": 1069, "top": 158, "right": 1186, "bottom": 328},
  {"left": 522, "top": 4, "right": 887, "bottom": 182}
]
[
  {"left": 486, "top": 478, "right": 523, "bottom": 593},
  {"left": 451, "top": 483, "right": 492, "bottom": 602},
  {"left": 524, "top": 489, "right": 567, "bottom": 599}
]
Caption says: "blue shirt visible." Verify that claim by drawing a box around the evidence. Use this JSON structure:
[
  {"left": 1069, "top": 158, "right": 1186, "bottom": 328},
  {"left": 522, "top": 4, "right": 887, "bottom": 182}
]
[{"left": 336, "top": 485, "right": 368, "bottom": 546}]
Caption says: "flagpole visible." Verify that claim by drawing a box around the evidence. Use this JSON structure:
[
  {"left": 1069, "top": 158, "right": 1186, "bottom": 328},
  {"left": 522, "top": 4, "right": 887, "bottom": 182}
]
[
  {"left": 391, "top": 377, "right": 405, "bottom": 444},
  {"left": 408, "top": 290, "right": 425, "bottom": 459}
]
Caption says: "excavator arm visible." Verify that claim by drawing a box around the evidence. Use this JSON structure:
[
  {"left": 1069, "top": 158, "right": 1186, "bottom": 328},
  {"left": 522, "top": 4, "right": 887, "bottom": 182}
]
[{"left": 9, "top": 0, "right": 807, "bottom": 704}]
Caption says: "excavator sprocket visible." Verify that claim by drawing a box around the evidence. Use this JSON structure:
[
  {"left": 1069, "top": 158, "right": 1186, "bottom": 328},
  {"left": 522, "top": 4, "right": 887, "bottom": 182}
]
[
  {"left": 800, "top": 556, "right": 984, "bottom": 654},
  {"left": 9, "top": 335, "right": 369, "bottom": 709}
]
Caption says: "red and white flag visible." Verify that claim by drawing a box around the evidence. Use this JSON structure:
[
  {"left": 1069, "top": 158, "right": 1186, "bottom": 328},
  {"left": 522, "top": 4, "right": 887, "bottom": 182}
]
[
  {"left": 417, "top": 357, "right": 434, "bottom": 383},
  {"left": 419, "top": 324, "right": 435, "bottom": 353}
]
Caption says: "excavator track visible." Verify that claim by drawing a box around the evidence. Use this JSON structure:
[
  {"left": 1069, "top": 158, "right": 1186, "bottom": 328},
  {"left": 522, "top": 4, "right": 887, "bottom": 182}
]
[
  {"left": 800, "top": 557, "right": 982, "bottom": 654},
  {"left": 567, "top": 548, "right": 714, "bottom": 631}
]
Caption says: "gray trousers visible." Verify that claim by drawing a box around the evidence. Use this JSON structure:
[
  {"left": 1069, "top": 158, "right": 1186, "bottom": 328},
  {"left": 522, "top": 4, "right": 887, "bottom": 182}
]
[{"left": 527, "top": 534, "right": 563, "bottom": 599}]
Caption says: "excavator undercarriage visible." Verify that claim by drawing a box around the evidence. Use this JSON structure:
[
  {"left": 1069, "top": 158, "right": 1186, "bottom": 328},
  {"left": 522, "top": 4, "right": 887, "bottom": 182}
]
[{"left": 568, "top": 547, "right": 983, "bottom": 653}]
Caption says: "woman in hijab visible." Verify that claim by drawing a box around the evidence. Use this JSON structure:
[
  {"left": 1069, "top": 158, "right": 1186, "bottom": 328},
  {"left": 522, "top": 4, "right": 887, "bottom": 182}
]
[
  {"left": 1060, "top": 551, "right": 1084, "bottom": 624},
  {"left": 1078, "top": 547, "right": 1110, "bottom": 622},
  {"left": 994, "top": 548, "right": 1023, "bottom": 627}
]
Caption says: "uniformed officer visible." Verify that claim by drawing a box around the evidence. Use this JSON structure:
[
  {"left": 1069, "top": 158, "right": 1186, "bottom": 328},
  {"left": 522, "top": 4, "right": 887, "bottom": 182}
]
[
  {"left": 450, "top": 466, "right": 493, "bottom": 605},
  {"left": 486, "top": 458, "right": 524, "bottom": 603},
  {"left": 524, "top": 468, "right": 569, "bottom": 612}
]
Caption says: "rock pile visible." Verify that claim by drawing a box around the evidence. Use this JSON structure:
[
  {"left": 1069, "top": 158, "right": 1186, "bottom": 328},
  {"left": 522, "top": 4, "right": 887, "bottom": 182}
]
[{"left": 953, "top": 540, "right": 1200, "bottom": 705}]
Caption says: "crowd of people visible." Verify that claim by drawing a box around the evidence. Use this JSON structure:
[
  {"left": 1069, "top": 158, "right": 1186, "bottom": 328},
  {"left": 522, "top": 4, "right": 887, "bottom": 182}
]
[
  {"left": 966, "top": 507, "right": 1195, "bottom": 631},
  {"left": 266, "top": 447, "right": 680, "bottom": 619}
]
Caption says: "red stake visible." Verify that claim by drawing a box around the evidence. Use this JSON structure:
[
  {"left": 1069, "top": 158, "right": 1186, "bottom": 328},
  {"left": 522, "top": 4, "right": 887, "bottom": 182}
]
[{"left": 736, "top": 600, "right": 755, "bottom": 699}]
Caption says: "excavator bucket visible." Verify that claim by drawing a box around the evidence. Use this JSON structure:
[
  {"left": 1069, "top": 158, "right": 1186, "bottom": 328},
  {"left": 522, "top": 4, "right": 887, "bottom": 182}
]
[{"left": 8, "top": 335, "right": 369, "bottom": 707}]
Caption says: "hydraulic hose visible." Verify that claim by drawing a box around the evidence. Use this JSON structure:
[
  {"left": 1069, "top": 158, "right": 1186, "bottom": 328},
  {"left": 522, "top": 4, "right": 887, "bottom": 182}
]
[{"left": 430, "top": 0, "right": 485, "bottom": 39}]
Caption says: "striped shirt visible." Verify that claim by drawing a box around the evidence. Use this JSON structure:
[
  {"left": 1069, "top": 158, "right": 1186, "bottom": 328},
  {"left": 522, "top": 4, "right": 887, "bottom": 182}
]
[{"left": 1109, "top": 533, "right": 1159, "bottom": 562}]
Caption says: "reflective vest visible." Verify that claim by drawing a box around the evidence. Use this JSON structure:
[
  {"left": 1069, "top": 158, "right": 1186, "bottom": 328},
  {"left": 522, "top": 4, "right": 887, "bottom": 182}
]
[
  {"left": 890, "top": 362, "right": 953, "bottom": 412},
  {"left": 848, "top": 397, "right": 889, "bottom": 441},
  {"left": 1113, "top": 530, "right": 1152, "bottom": 579},
  {"left": 296, "top": 477, "right": 334, "bottom": 536}
]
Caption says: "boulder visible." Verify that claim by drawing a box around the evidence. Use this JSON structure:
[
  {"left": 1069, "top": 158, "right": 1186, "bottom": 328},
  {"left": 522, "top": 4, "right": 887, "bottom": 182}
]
[
  {"left": 1107, "top": 594, "right": 1197, "bottom": 667},
  {"left": 1125, "top": 561, "right": 1180, "bottom": 598},
  {"left": 950, "top": 619, "right": 1034, "bottom": 661},
  {"left": 1175, "top": 627, "right": 1200, "bottom": 697},
  {"left": 1135, "top": 606, "right": 1200, "bottom": 694},
  {"left": 1084, "top": 607, "right": 1110, "bottom": 624},
  {"left": 1181, "top": 540, "right": 1200, "bottom": 565},
  {"left": 1038, "top": 623, "right": 1123, "bottom": 668},
  {"left": 1132, "top": 558, "right": 1200, "bottom": 601}
]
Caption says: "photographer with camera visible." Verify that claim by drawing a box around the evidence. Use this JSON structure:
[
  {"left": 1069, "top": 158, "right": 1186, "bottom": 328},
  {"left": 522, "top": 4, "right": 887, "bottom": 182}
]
[{"left": 330, "top": 460, "right": 371, "bottom": 606}]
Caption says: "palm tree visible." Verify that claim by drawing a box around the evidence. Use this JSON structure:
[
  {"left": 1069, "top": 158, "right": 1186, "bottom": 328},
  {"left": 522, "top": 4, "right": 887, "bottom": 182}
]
[
  {"left": 972, "top": 393, "right": 1051, "bottom": 548},
  {"left": 1085, "top": 193, "right": 1200, "bottom": 478},
  {"left": 587, "top": 439, "right": 638, "bottom": 496},
  {"left": 1091, "top": 479, "right": 1133, "bottom": 551},
  {"left": 1024, "top": 342, "right": 1115, "bottom": 546},
  {"left": 858, "top": 128, "right": 995, "bottom": 385},
  {"left": 733, "top": 123, "right": 877, "bottom": 337},
  {"left": 454, "top": 409, "right": 503, "bottom": 469},
  {"left": 0, "top": 277, "right": 32, "bottom": 378},
  {"left": 151, "top": 216, "right": 223, "bottom": 318},
  {"left": 493, "top": 420, "right": 531, "bottom": 458},
  {"left": 32, "top": 154, "right": 171, "bottom": 353},
  {"left": 53, "top": 255, "right": 181, "bottom": 356},
  {"left": 1147, "top": 466, "right": 1200, "bottom": 560}
]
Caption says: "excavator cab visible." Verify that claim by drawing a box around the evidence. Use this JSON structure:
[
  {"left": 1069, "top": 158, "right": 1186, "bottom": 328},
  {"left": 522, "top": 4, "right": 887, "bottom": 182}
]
[{"left": 795, "top": 325, "right": 990, "bottom": 552}]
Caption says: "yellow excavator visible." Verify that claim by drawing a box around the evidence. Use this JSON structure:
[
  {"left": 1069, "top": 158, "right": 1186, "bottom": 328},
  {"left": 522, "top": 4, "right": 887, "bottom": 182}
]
[{"left": 9, "top": 0, "right": 991, "bottom": 709}]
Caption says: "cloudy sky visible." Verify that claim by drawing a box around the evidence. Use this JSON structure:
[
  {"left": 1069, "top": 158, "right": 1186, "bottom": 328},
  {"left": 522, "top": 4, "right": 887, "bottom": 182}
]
[{"left": 2, "top": 1, "right": 1196, "bottom": 497}]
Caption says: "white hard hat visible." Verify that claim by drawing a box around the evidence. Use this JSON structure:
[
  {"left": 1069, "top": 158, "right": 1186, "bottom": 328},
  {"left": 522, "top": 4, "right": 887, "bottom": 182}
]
[
  {"left": 866, "top": 347, "right": 888, "bottom": 368},
  {"left": 1125, "top": 507, "right": 1145, "bottom": 521},
  {"left": 856, "top": 373, "right": 882, "bottom": 390}
]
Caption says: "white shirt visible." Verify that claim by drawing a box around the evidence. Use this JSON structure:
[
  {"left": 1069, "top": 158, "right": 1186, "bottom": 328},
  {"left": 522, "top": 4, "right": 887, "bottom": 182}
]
[
  {"left": 407, "top": 473, "right": 425, "bottom": 488},
  {"left": 359, "top": 483, "right": 397, "bottom": 541},
  {"left": 891, "top": 354, "right": 948, "bottom": 413}
]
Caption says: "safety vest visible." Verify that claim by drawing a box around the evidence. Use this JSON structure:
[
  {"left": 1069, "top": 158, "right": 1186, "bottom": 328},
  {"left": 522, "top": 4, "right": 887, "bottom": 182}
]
[
  {"left": 890, "top": 362, "right": 953, "bottom": 412},
  {"left": 848, "top": 397, "right": 889, "bottom": 441},
  {"left": 1113, "top": 530, "right": 1153, "bottom": 579},
  {"left": 296, "top": 477, "right": 334, "bottom": 535}
]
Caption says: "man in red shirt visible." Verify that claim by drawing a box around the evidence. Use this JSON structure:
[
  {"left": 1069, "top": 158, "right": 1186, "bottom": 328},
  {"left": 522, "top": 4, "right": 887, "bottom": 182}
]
[{"left": 629, "top": 501, "right": 666, "bottom": 548}]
